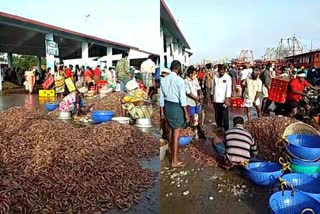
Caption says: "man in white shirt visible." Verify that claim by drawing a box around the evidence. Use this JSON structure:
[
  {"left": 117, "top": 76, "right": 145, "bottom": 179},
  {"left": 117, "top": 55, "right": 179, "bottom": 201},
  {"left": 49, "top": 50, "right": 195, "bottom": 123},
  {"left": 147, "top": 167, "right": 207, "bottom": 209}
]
[
  {"left": 185, "top": 66, "right": 206, "bottom": 139},
  {"left": 240, "top": 65, "right": 253, "bottom": 83},
  {"left": 140, "top": 55, "right": 157, "bottom": 95},
  {"left": 211, "top": 64, "right": 232, "bottom": 131},
  {"left": 242, "top": 68, "right": 263, "bottom": 121}
]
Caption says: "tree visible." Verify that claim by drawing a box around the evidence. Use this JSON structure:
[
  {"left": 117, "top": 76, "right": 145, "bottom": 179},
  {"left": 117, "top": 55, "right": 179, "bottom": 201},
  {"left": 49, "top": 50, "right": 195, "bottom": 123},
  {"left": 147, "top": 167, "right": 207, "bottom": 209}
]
[{"left": 12, "top": 55, "right": 46, "bottom": 70}]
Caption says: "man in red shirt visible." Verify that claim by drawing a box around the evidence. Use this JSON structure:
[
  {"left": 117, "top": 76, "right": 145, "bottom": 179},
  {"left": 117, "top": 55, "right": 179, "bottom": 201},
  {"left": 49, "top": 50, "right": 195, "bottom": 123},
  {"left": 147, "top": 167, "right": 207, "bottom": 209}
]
[
  {"left": 93, "top": 65, "right": 101, "bottom": 84},
  {"left": 65, "top": 65, "right": 73, "bottom": 79},
  {"left": 286, "top": 71, "right": 319, "bottom": 117}
]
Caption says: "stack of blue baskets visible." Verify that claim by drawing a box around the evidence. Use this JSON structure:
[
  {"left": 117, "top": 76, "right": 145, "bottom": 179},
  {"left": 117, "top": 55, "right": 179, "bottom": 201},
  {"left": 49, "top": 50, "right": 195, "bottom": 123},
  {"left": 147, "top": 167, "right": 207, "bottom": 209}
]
[
  {"left": 286, "top": 134, "right": 320, "bottom": 179},
  {"left": 268, "top": 134, "right": 320, "bottom": 213}
]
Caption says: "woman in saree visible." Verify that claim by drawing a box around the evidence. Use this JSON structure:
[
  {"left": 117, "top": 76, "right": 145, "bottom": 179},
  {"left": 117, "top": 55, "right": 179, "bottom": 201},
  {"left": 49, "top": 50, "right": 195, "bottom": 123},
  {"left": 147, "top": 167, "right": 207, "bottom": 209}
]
[
  {"left": 24, "top": 68, "right": 36, "bottom": 94},
  {"left": 59, "top": 87, "right": 89, "bottom": 116},
  {"left": 120, "top": 80, "right": 153, "bottom": 120},
  {"left": 54, "top": 65, "right": 65, "bottom": 98}
]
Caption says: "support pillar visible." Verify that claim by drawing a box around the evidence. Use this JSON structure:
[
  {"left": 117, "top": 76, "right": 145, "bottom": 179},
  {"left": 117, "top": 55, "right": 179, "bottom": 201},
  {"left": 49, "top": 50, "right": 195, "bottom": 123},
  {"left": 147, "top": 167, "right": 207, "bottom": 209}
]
[
  {"left": 82, "top": 42, "right": 89, "bottom": 67},
  {"left": 0, "top": 67, "right": 2, "bottom": 92},
  {"left": 7, "top": 52, "right": 13, "bottom": 69},
  {"left": 106, "top": 47, "right": 112, "bottom": 68},
  {"left": 160, "top": 27, "right": 165, "bottom": 70},
  {"left": 45, "top": 33, "right": 55, "bottom": 74},
  {"left": 127, "top": 49, "right": 130, "bottom": 66},
  {"left": 37, "top": 56, "right": 42, "bottom": 75},
  {"left": 166, "top": 40, "right": 173, "bottom": 68}
]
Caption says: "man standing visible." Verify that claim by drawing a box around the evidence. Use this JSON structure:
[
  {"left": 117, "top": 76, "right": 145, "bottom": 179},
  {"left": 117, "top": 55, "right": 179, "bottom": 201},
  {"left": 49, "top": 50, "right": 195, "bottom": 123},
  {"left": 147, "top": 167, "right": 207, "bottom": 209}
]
[
  {"left": 160, "top": 60, "right": 189, "bottom": 168},
  {"left": 242, "top": 68, "right": 263, "bottom": 121},
  {"left": 141, "top": 55, "right": 157, "bottom": 95},
  {"left": 229, "top": 64, "right": 238, "bottom": 95},
  {"left": 260, "top": 64, "right": 272, "bottom": 112},
  {"left": 211, "top": 64, "right": 232, "bottom": 131},
  {"left": 154, "top": 66, "right": 161, "bottom": 94},
  {"left": 116, "top": 52, "right": 130, "bottom": 92},
  {"left": 204, "top": 66, "right": 214, "bottom": 105},
  {"left": 185, "top": 66, "right": 206, "bottom": 139}
]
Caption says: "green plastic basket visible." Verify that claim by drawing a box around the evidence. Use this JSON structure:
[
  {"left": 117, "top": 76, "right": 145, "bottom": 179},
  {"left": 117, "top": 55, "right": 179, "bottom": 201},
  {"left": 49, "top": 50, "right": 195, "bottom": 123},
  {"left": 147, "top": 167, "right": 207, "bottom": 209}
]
[{"left": 291, "top": 163, "right": 320, "bottom": 174}]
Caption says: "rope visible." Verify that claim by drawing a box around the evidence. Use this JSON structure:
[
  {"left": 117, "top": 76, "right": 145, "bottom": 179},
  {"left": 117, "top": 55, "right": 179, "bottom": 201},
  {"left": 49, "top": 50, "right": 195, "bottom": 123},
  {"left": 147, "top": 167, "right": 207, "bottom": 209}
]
[
  {"left": 279, "top": 156, "right": 292, "bottom": 172},
  {"left": 240, "top": 161, "right": 249, "bottom": 167},
  {"left": 280, "top": 180, "right": 295, "bottom": 196}
]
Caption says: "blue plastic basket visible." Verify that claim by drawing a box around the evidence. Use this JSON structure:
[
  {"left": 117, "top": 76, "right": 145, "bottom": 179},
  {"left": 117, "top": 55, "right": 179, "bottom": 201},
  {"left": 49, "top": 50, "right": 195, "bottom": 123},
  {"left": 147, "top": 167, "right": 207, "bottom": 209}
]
[
  {"left": 282, "top": 173, "right": 320, "bottom": 203},
  {"left": 179, "top": 136, "right": 192, "bottom": 146},
  {"left": 269, "top": 190, "right": 320, "bottom": 214},
  {"left": 286, "top": 135, "right": 320, "bottom": 161},
  {"left": 45, "top": 102, "right": 59, "bottom": 111},
  {"left": 91, "top": 111, "right": 114, "bottom": 124},
  {"left": 291, "top": 159, "right": 320, "bottom": 167},
  {"left": 244, "top": 162, "right": 283, "bottom": 186},
  {"left": 213, "top": 142, "right": 225, "bottom": 156}
]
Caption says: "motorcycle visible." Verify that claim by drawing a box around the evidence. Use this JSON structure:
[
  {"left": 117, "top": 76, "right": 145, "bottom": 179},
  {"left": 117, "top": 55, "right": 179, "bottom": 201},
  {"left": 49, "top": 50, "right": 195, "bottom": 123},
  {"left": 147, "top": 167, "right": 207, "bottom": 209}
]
[{"left": 273, "top": 90, "right": 320, "bottom": 124}]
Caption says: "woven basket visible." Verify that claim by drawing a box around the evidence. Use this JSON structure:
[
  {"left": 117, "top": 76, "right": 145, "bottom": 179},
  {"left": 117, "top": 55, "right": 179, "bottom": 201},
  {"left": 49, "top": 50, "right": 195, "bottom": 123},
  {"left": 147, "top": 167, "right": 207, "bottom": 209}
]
[{"left": 283, "top": 122, "right": 320, "bottom": 137}]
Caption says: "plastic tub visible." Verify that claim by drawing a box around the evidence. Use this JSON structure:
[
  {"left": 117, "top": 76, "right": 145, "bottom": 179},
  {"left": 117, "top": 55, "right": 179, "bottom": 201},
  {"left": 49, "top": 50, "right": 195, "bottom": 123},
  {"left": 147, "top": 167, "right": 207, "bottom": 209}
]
[
  {"left": 112, "top": 117, "right": 130, "bottom": 125},
  {"left": 244, "top": 162, "right": 283, "bottom": 186},
  {"left": 45, "top": 102, "right": 59, "bottom": 111},
  {"left": 281, "top": 173, "right": 320, "bottom": 202},
  {"left": 269, "top": 190, "right": 320, "bottom": 214},
  {"left": 91, "top": 111, "right": 114, "bottom": 124},
  {"left": 59, "top": 111, "right": 71, "bottom": 120},
  {"left": 136, "top": 118, "right": 152, "bottom": 126},
  {"left": 179, "top": 136, "right": 193, "bottom": 146},
  {"left": 286, "top": 134, "right": 320, "bottom": 161}
]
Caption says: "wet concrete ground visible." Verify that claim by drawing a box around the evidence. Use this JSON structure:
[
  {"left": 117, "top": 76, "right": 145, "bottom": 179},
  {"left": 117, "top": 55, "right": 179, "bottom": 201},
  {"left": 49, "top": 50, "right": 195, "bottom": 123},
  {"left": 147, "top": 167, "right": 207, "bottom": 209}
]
[
  {"left": 160, "top": 105, "right": 272, "bottom": 214},
  {"left": 0, "top": 93, "right": 160, "bottom": 214}
]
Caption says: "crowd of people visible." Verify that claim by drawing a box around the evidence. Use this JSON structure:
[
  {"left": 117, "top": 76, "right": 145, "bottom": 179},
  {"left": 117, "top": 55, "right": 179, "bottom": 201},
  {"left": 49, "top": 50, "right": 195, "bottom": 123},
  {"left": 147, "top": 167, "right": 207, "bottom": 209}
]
[
  {"left": 160, "top": 60, "right": 320, "bottom": 169},
  {"left": 44, "top": 53, "right": 159, "bottom": 119},
  {"left": 0, "top": 53, "right": 161, "bottom": 122}
]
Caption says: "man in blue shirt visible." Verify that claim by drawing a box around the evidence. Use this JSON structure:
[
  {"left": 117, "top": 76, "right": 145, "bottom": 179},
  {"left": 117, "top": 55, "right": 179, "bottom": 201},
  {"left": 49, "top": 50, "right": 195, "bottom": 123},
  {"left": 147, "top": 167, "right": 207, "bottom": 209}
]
[
  {"left": 160, "top": 60, "right": 190, "bottom": 168},
  {"left": 154, "top": 66, "right": 161, "bottom": 94}
]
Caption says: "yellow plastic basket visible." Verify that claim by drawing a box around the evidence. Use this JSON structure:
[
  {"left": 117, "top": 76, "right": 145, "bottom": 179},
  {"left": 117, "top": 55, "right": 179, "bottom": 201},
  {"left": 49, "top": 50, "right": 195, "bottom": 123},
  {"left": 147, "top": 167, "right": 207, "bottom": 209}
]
[{"left": 39, "top": 89, "right": 55, "bottom": 97}]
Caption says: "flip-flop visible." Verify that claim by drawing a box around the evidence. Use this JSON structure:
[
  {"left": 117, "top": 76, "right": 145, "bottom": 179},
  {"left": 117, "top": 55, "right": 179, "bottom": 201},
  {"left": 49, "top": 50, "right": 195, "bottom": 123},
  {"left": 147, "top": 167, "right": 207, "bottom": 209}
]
[{"left": 172, "top": 161, "right": 186, "bottom": 168}]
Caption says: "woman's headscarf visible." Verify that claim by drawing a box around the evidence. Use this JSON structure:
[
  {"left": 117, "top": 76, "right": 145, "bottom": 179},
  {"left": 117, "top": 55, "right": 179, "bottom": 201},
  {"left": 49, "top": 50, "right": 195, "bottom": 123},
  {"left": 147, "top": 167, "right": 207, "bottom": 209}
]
[{"left": 126, "top": 80, "right": 139, "bottom": 91}]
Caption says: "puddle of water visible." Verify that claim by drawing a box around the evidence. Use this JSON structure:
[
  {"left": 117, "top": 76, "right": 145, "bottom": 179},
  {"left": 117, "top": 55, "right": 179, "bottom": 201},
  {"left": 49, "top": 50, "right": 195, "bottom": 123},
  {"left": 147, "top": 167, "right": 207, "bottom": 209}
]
[{"left": 0, "top": 93, "right": 58, "bottom": 112}]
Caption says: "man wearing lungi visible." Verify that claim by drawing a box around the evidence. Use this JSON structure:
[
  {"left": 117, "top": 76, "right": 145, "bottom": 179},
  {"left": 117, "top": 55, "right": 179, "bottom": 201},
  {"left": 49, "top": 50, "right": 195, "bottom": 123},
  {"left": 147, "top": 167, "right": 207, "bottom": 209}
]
[{"left": 160, "top": 60, "right": 190, "bottom": 168}]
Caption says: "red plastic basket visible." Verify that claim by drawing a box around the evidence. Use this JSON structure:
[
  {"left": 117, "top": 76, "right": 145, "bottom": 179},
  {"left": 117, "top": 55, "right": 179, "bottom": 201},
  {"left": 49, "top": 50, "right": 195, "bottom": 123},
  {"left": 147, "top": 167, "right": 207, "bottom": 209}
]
[
  {"left": 42, "top": 76, "right": 54, "bottom": 89},
  {"left": 97, "top": 80, "right": 108, "bottom": 93},
  {"left": 268, "top": 89, "right": 287, "bottom": 103},
  {"left": 270, "top": 78, "right": 290, "bottom": 93},
  {"left": 231, "top": 97, "right": 244, "bottom": 108}
]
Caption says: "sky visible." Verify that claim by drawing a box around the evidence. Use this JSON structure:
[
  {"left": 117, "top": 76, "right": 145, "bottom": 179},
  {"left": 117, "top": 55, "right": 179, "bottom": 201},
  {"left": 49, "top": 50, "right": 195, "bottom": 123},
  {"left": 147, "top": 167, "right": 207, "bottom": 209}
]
[
  {"left": 165, "top": 0, "right": 320, "bottom": 63},
  {"left": 0, "top": 0, "right": 160, "bottom": 54}
]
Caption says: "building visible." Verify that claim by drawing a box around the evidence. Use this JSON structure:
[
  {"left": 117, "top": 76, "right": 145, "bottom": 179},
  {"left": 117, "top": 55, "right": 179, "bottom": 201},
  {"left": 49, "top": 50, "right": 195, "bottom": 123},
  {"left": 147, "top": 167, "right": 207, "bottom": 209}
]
[
  {"left": 0, "top": 12, "right": 157, "bottom": 73},
  {"left": 284, "top": 50, "right": 320, "bottom": 68},
  {"left": 160, "top": 0, "right": 192, "bottom": 68}
]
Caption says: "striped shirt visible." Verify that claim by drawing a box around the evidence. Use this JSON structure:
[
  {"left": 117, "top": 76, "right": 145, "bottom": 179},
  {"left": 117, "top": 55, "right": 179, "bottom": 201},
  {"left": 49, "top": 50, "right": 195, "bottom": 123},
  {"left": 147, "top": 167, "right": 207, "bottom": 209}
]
[{"left": 225, "top": 124, "right": 258, "bottom": 164}]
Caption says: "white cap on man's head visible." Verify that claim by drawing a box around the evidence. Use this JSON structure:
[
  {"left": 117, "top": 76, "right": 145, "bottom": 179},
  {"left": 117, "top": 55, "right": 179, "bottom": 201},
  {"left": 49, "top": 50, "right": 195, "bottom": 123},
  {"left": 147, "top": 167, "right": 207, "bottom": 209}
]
[{"left": 162, "top": 68, "right": 171, "bottom": 74}]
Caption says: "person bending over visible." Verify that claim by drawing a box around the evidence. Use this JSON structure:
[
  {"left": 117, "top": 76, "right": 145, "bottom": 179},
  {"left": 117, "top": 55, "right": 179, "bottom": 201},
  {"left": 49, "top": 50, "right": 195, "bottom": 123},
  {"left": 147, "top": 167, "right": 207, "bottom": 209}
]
[{"left": 212, "top": 117, "right": 258, "bottom": 170}]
